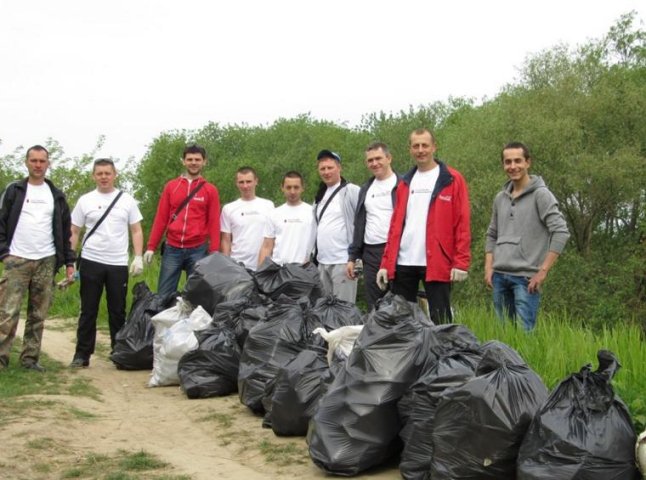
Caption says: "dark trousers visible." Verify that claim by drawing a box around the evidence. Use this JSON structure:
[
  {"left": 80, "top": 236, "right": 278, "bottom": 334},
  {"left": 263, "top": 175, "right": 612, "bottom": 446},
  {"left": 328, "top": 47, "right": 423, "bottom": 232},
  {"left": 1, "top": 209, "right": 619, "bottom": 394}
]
[
  {"left": 75, "top": 258, "right": 128, "bottom": 359},
  {"left": 362, "top": 243, "right": 387, "bottom": 311},
  {"left": 391, "top": 265, "right": 452, "bottom": 323}
]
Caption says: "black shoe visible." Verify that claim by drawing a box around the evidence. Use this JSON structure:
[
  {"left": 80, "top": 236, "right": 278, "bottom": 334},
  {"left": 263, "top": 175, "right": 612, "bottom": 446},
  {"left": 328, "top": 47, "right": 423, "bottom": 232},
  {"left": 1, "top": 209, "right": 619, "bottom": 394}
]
[
  {"left": 22, "top": 362, "right": 46, "bottom": 373},
  {"left": 69, "top": 357, "right": 89, "bottom": 368}
]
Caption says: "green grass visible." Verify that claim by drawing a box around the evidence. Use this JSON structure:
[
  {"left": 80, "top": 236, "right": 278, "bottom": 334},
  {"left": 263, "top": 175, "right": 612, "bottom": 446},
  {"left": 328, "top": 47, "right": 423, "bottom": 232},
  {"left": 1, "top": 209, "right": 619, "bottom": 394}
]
[
  {"left": 455, "top": 304, "right": 646, "bottom": 430},
  {"left": 59, "top": 449, "right": 190, "bottom": 480}
]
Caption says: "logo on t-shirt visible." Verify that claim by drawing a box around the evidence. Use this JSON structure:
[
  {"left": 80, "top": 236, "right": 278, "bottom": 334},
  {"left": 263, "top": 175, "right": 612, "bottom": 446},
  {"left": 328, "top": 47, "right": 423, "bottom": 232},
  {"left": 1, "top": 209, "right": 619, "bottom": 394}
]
[
  {"left": 371, "top": 191, "right": 391, "bottom": 198},
  {"left": 411, "top": 188, "right": 433, "bottom": 195}
]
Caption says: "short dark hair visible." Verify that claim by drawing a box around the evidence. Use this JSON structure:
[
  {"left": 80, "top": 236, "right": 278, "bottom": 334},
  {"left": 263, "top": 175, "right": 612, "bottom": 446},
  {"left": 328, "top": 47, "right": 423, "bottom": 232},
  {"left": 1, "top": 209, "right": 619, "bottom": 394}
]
[
  {"left": 282, "top": 170, "right": 303, "bottom": 186},
  {"left": 183, "top": 144, "right": 207, "bottom": 159},
  {"left": 93, "top": 158, "right": 116, "bottom": 172},
  {"left": 409, "top": 128, "right": 437, "bottom": 145},
  {"left": 236, "top": 166, "right": 257, "bottom": 178},
  {"left": 26, "top": 145, "right": 49, "bottom": 160},
  {"left": 501, "top": 142, "right": 531, "bottom": 162},
  {"left": 365, "top": 142, "right": 391, "bottom": 156}
]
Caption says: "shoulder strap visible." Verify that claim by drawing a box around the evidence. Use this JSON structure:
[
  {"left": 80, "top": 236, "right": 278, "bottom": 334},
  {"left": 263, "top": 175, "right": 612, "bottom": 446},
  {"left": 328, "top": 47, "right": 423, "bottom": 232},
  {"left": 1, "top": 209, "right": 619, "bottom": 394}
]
[
  {"left": 171, "top": 181, "right": 206, "bottom": 222},
  {"left": 81, "top": 191, "right": 123, "bottom": 249},
  {"left": 316, "top": 183, "right": 346, "bottom": 224}
]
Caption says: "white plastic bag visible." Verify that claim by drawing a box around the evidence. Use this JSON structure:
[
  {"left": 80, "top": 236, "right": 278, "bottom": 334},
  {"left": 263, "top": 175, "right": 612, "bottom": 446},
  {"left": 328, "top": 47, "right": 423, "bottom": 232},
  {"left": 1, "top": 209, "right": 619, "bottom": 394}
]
[
  {"left": 313, "top": 325, "right": 363, "bottom": 366},
  {"left": 149, "top": 300, "right": 211, "bottom": 387}
]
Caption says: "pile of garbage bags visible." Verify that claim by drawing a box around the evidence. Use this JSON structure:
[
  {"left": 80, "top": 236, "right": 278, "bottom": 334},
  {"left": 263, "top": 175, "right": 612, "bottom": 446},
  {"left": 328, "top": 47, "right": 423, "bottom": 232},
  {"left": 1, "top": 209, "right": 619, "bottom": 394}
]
[{"left": 112, "top": 253, "right": 640, "bottom": 479}]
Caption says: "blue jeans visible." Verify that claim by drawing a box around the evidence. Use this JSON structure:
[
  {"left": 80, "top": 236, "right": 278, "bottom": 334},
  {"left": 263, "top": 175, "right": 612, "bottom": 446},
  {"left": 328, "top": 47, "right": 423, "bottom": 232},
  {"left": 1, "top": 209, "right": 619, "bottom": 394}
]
[
  {"left": 492, "top": 272, "right": 540, "bottom": 331},
  {"left": 157, "top": 244, "right": 208, "bottom": 299}
]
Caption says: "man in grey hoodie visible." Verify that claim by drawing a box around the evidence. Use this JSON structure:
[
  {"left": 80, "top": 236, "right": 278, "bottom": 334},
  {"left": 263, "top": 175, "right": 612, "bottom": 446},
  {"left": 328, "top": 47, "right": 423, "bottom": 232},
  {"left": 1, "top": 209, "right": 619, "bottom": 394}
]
[{"left": 484, "top": 142, "right": 570, "bottom": 330}]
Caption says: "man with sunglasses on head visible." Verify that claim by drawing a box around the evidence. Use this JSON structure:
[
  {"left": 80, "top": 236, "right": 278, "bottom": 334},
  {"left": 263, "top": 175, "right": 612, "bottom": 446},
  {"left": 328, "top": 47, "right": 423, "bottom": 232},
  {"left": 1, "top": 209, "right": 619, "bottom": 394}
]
[
  {"left": 69, "top": 158, "right": 144, "bottom": 368},
  {"left": 0, "top": 145, "right": 75, "bottom": 372},
  {"left": 144, "top": 144, "right": 220, "bottom": 298}
]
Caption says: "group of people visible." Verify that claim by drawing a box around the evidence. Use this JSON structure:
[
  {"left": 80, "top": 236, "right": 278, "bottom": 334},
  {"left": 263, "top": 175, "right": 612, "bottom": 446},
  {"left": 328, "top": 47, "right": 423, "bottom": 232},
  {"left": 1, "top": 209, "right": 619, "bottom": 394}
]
[{"left": 0, "top": 128, "right": 569, "bottom": 372}]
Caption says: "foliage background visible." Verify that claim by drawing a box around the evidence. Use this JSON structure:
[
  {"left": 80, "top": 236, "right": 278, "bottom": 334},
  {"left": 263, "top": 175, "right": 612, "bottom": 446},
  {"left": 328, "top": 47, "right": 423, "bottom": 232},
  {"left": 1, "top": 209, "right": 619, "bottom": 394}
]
[{"left": 1, "top": 13, "right": 644, "bottom": 329}]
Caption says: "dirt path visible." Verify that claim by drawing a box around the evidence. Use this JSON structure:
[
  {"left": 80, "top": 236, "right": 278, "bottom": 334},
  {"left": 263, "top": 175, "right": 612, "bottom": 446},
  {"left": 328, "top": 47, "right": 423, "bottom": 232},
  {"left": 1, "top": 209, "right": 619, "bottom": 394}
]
[{"left": 5, "top": 319, "right": 399, "bottom": 479}]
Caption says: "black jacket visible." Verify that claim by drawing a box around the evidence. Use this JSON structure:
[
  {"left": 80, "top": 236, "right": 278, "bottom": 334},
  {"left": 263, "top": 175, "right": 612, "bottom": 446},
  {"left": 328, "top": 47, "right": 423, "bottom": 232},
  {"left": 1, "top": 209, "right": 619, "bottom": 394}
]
[
  {"left": 0, "top": 178, "right": 75, "bottom": 271},
  {"left": 347, "top": 173, "right": 402, "bottom": 262}
]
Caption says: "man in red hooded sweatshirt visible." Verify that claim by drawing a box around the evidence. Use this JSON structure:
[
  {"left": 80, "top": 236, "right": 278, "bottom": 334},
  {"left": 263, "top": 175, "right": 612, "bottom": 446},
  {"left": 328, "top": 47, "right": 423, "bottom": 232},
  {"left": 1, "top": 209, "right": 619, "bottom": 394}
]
[{"left": 143, "top": 144, "right": 220, "bottom": 298}]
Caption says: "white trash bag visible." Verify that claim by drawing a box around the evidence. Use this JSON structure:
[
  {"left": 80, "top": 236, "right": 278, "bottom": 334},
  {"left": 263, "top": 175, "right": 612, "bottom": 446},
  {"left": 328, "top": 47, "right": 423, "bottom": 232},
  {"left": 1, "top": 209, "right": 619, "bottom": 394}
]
[
  {"left": 313, "top": 325, "right": 363, "bottom": 367},
  {"left": 149, "top": 299, "right": 211, "bottom": 387}
]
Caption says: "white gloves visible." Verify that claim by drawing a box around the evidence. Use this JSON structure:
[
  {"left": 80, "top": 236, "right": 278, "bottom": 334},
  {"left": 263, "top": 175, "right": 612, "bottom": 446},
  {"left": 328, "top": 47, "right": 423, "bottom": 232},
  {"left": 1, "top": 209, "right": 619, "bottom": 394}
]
[
  {"left": 129, "top": 255, "right": 144, "bottom": 276},
  {"left": 450, "top": 268, "right": 468, "bottom": 282},
  {"left": 376, "top": 269, "right": 389, "bottom": 291},
  {"left": 143, "top": 250, "right": 155, "bottom": 265}
]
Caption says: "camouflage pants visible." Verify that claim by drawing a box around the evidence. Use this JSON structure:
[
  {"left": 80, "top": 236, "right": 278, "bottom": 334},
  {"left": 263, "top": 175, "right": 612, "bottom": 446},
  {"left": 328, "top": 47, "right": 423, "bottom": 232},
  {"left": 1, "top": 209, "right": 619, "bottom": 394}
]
[{"left": 0, "top": 255, "right": 56, "bottom": 366}]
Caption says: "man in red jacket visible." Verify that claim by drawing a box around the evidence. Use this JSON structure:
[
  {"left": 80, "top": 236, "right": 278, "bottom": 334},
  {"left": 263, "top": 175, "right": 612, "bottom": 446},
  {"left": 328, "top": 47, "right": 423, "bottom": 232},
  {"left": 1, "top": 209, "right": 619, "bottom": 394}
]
[
  {"left": 377, "top": 129, "right": 470, "bottom": 323},
  {"left": 143, "top": 144, "right": 220, "bottom": 298}
]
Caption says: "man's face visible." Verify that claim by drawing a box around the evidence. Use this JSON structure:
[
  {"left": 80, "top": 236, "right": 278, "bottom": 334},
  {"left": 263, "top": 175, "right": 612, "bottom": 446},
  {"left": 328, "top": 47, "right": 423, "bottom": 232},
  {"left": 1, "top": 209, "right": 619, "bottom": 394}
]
[
  {"left": 365, "top": 148, "right": 392, "bottom": 180},
  {"left": 92, "top": 164, "right": 117, "bottom": 193},
  {"left": 183, "top": 153, "right": 207, "bottom": 177},
  {"left": 317, "top": 159, "right": 341, "bottom": 186},
  {"left": 281, "top": 177, "right": 304, "bottom": 205},
  {"left": 25, "top": 149, "right": 50, "bottom": 182},
  {"left": 502, "top": 148, "right": 531, "bottom": 182},
  {"left": 409, "top": 132, "right": 437, "bottom": 170},
  {"left": 236, "top": 172, "right": 258, "bottom": 200}
]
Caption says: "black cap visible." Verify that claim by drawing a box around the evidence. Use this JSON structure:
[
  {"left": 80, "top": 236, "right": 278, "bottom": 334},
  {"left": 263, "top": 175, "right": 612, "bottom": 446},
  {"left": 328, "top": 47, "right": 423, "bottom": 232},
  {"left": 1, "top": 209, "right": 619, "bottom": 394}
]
[{"left": 317, "top": 149, "right": 341, "bottom": 163}]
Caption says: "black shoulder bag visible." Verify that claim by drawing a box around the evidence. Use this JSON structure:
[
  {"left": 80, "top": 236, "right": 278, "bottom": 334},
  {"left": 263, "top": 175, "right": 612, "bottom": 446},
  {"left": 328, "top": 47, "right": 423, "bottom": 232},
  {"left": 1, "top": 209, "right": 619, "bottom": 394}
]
[
  {"left": 160, "top": 181, "right": 206, "bottom": 254},
  {"left": 76, "top": 191, "right": 123, "bottom": 270}
]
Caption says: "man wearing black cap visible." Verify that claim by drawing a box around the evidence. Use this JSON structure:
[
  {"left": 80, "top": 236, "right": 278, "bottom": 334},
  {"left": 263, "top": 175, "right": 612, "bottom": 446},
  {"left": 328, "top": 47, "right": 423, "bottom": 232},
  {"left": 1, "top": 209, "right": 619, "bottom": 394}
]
[{"left": 313, "top": 150, "right": 360, "bottom": 303}]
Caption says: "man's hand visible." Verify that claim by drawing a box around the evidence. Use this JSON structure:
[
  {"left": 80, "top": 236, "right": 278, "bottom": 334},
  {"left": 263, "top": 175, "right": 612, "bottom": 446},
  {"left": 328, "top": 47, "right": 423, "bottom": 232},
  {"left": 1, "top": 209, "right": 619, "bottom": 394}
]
[
  {"left": 143, "top": 250, "right": 154, "bottom": 265},
  {"left": 130, "top": 256, "right": 144, "bottom": 276},
  {"left": 376, "top": 269, "right": 389, "bottom": 291},
  {"left": 484, "top": 268, "right": 494, "bottom": 288},
  {"left": 450, "top": 268, "right": 468, "bottom": 282},
  {"left": 528, "top": 269, "right": 547, "bottom": 293},
  {"left": 346, "top": 261, "right": 355, "bottom": 280},
  {"left": 57, "top": 265, "right": 77, "bottom": 289}
]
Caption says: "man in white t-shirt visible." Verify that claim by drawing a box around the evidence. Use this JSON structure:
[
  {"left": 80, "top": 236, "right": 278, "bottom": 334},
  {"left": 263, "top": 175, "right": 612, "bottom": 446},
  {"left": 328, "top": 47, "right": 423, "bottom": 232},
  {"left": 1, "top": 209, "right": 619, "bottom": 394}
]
[
  {"left": 69, "top": 159, "right": 144, "bottom": 368},
  {"left": 378, "top": 129, "right": 471, "bottom": 323},
  {"left": 347, "top": 142, "right": 400, "bottom": 310},
  {"left": 0, "top": 145, "right": 75, "bottom": 372},
  {"left": 258, "top": 171, "right": 315, "bottom": 266},
  {"left": 313, "top": 150, "right": 360, "bottom": 303},
  {"left": 220, "top": 167, "right": 274, "bottom": 271}
]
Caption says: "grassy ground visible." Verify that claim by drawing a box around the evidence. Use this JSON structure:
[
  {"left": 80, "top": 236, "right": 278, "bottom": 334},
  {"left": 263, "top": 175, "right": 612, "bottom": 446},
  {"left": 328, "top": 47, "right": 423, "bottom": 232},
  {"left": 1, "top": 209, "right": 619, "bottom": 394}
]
[{"left": 456, "top": 304, "right": 646, "bottom": 430}]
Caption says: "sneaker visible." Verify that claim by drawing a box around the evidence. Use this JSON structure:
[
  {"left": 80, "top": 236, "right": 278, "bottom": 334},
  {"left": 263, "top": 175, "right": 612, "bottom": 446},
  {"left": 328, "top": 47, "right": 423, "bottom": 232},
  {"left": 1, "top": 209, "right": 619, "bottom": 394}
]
[
  {"left": 69, "top": 357, "right": 89, "bottom": 368},
  {"left": 21, "top": 362, "right": 46, "bottom": 373}
]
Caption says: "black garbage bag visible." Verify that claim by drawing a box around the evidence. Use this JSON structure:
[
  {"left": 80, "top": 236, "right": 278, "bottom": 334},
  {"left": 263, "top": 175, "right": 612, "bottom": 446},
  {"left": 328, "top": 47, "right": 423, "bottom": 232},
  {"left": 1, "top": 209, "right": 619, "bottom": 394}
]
[
  {"left": 177, "top": 324, "right": 241, "bottom": 399},
  {"left": 398, "top": 347, "right": 482, "bottom": 480},
  {"left": 480, "top": 339, "right": 527, "bottom": 366},
  {"left": 428, "top": 323, "right": 479, "bottom": 356},
  {"left": 308, "top": 295, "right": 364, "bottom": 331},
  {"left": 183, "top": 252, "right": 258, "bottom": 315},
  {"left": 307, "top": 293, "right": 433, "bottom": 476},
  {"left": 517, "top": 350, "right": 639, "bottom": 480},
  {"left": 431, "top": 344, "right": 548, "bottom": 480},
  {"left": 110, "top": 282, "right": 177, "bottom": 370},
  {"left": 254, "top": 258, "right": 323, "bottom": 301},
  {"left": 238, "top": 296, "right": 311, "bottom": 414},
  {"left": 263, "top": 346, "right": 331, "bottom": 436},
  {"left": 211, "top": 297, "right": 270, "bottom": 348}
]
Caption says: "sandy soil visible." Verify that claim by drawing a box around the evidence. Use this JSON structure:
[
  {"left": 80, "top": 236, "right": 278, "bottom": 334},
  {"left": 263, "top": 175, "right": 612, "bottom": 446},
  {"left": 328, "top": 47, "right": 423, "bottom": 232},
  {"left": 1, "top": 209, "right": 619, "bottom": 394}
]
[{"left": 2, "top": 318, "right": 399, "bottom": 480}]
